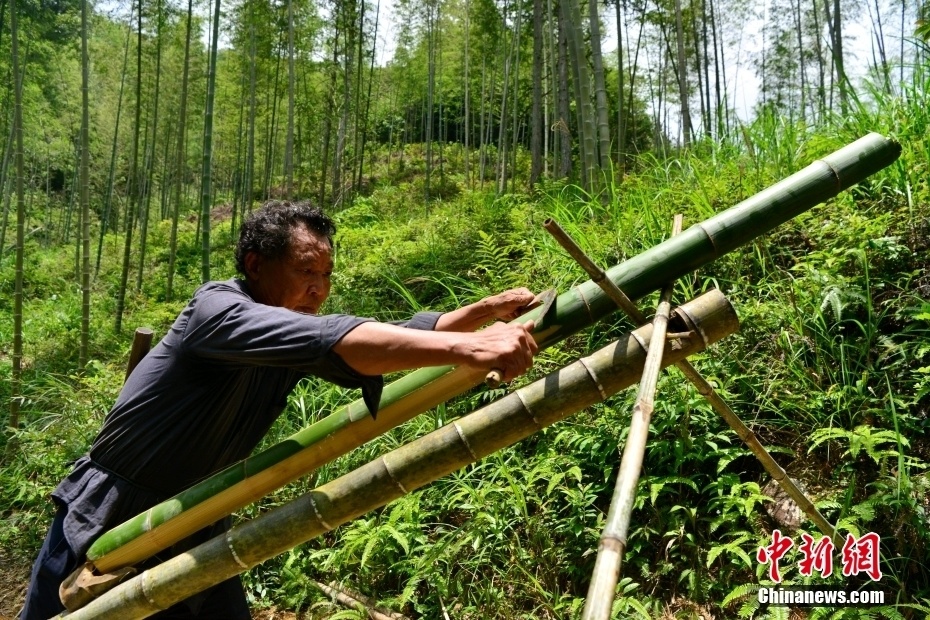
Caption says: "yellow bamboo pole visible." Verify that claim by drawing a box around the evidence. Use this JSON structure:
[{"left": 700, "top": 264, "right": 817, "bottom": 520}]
[
  {"left": 55, "top": 289, "right": 739, "bottom": 618},
  {"left": 582, "top": 215, "right": 682, "bottom": 620}
]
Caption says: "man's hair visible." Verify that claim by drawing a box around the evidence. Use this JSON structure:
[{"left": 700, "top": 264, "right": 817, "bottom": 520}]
[{"left": 234, "top": 200, "right": 336, "bottom": 276}]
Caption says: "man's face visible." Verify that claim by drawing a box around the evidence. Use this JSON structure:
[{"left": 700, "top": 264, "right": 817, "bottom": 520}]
[{"left": 246, "top": 225, "right": 333, "bottom": 313}]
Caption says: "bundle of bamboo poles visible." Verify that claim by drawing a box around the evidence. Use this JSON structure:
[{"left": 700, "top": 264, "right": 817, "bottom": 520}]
[
  {"left": 78, "top": 133, "right": 901, "bottom": 583},
  {"left": 57, "top": 289, "right": 739, "bottom": 618}
]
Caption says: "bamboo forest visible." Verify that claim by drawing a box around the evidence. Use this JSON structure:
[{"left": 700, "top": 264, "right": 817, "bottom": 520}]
[{"left": 1, "top": 0, "right": 930, "bottom": 615}]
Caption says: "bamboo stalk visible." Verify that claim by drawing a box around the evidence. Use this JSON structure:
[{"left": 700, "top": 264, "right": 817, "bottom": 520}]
[
  {"left": 85, "top": 133, "right": 897, "bottom": 573},
  {"left": 544, "top": 218, "right": 841, "bottom": 549},
  {"left": 582, "top": 215, "right": 682, "bottom": 620},
  {"left": 56, "top": 290, "right": 740, "bottom": 618}
]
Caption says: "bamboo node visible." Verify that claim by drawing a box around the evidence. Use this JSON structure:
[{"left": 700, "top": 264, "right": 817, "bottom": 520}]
[
  {"left": 381, "top": 456, "right": 409, "bottom": 494},
  {"left": 141, "top": 570, "right": 160, "bottom": 609},
  {"left": 598, "top": 534, "right": 628, "bottom": 551},
  {"left": 578, "top": 357, "right": 608, "bottom": 400},
  {"left": 308, "top": 494, "right": 333, "bottom": 531},
  {"left": 573, "top": 284, "right": 595, "bottom": 323},
  {"left": 515, "top": 389, "right": 541, "bottom": 428},
  {"left": 453, "top": 422, "right": 478, "bottom": 460},
  {"left": 58, "top": 562, "right": 136, "bottom": 612},
  {"left": 226, "top": 530, "right": 248, "bottom": 570}
]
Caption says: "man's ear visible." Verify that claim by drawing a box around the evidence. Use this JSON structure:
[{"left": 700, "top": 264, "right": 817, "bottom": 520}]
[{"left": 243, "top": 251, "right": 262, "bottom": 280}]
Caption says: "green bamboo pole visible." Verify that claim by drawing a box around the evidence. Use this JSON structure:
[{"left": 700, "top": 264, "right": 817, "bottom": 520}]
[
  {"left": 543, "top": 217, "right": 841, "bottom": 544},
  {"left": 582, "top": 215, "right": 682, "bottom": 620},
  {"left": 85, "top": 133, "right": 900, "bottom": 574},
  {"left": 57, "top": 289, "right": 740, "bottom": 618}
]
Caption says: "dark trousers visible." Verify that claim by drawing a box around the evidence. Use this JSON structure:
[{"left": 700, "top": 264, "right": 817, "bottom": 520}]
[{"left": 20, "top": 505, "right": 250, "bottom": 620}]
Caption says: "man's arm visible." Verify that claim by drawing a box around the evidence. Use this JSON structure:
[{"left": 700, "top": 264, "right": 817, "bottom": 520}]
[
  {"left": 433, "top": 288, "right": 536, "bottom": 332},
  {"left": 332, "top": 319, "right": 538, "bottom": 383}
]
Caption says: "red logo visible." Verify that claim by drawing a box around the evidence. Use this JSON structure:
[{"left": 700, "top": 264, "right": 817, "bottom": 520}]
[
  {"left": 757, "top": 529, "right": 794, "bottom": 583},
  {"left": 841, "top": 532, "right": 882, "bottom": 581},
  {"left": 757, "top": 531, "right": 883, "bottom": 583},
  {"left": 798, "top": 533, "right": 834, "bottom": 578}
]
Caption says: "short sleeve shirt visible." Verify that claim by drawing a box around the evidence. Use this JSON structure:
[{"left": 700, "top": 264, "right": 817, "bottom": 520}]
[{"left": 88, "top": 278, "right": 441, "bottom": 494}]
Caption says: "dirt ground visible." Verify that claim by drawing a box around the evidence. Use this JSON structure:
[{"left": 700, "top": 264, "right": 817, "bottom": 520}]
[{"left": 0, "top": 548, "right": 30, "bottom": 620}]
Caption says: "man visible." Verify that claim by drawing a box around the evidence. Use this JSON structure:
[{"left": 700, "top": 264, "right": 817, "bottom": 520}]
[{"left": 21, "top": 200, "right": 538, "bottom": 619}]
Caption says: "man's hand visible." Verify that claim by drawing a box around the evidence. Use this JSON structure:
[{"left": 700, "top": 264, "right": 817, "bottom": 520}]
[
  {"left": 435, "top": 287, "right": 537, "bottom": 332},
  {"left": 479, "top": 287, "right": 537, "bottom": 322},
  {"left": 456, "top": 319, "right": 538, "bottom": 384}
]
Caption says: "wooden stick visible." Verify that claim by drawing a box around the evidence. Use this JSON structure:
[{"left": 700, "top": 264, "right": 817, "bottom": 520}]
[
  {"left": 582, "top": 215, "right": 682, "bottom": 620},
  {"left": 124, "top": 328, "right": 153, "bottom": 383}
]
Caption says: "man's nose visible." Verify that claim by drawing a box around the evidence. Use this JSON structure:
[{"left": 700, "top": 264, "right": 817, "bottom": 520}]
[{"left": 306, "top": 274, "right": 324, "bottom": 292}]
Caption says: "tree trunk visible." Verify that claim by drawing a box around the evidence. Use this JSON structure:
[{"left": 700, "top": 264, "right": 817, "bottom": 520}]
[
  {"left": 424, "top": 1, "right": 436, "bottom": 200},
  {"left": 137, "top": 0, "right": 164, "bottom": 292},
  {"left": 823, "top": 0, "right": 848, "bottom": 113},
  {"left": 10, "top": 0, "right": 24, "bottom": 429},
  {"left": 167, "top": 0, "right": 193, "bottom": 301},
  {"left": 674, "top": 0, "right": 693, "bottom": 146},
  {"left": 556, "top": 7, "right": 571, "bottom": 179},
  {"left": 96, "top": 8, "right": 134, "bottom": 276},
  {"left": 563, "top": 0, "right": 598, "bottom": 190},
  {"left": 463, "top": 0, "right": 471, "bottom": 188},
  {"left": 115, "top": 0, "right": 145, "bottom": 334},
  {"left": 587, "top": 0, "right": 611, "bottom": 172},
  {"left": 79, "top": 0, "right": 91, "bottom": 371},
  {"left": 245, "top": 8, "right": 258, "bottom": 212},
  {"left": 614, "top": 0, "right": 625, "bottom": 170},
  {"left": 709, "top": 0, "right": 724, "bottom": 136},
  {"left": 529, "top": 0, "right": 544, "bottom": 186},
  {"left": 496, "top": 0, "right": 515, "bottom": 195},
  {"left": 200, "top": 0, "right": 222, "bottom": 283},
  {"left": 284, "top": 0, "right": 295, "bottom": 198}
]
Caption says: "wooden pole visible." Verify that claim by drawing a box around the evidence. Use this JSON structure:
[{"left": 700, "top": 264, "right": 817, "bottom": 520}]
[
  {"left": 582, "top": 215, "right": 682, "bottom": 620},
  {"left": 544, "top": 217, "right": 841, "bottom": 549},
  {"left": 85, "top": 134, "right": 896, "bottom": 573},
  {"left": 56, "top": 290, "right": 739, "bottom": 618},
  {"left": 124, "top": 328, "right": 153, "bottom": 383}
]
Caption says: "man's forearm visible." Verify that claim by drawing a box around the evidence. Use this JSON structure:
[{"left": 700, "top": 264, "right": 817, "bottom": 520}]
[
  {"left": 434, "top": 300, "right": 495, "bottom": 332},
  {"left": 332, "top": 320, "right": 537, "bottom": 381},
  {"left": 433, "top": 288, "right": 536, "bottom": 332},
  {"left": 332, "top": 322, "right": 469, "bottom": 375}
]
